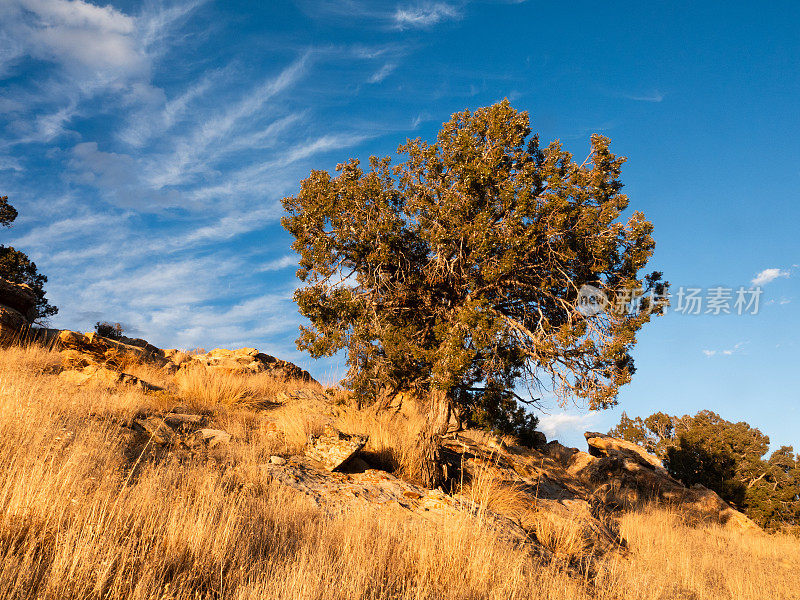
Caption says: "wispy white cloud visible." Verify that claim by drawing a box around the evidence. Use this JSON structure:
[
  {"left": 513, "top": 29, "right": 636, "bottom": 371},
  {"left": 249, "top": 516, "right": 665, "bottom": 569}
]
[
  {"left": 368, "top": 62, "right": 396, "bottom": 83},
  {"left": 8, "top": 210, "right": 127, "bottom": 249},
  {"left": 1, "top": 0, "right": 518, "bottom": 369},
  {"left": 48, "top": 248, "right": 304, "bottom": 352},
  {"left": 146, "top": 53, "right": 311, "bottom": 188},
  {"left": 5, "top": 0, "right": 144, "bottom": 76},
  {"left": 703, "top": 341, "right": 746, "bottom": 357},
  {"left": 68, "top": 142, "right": 182, "bottom": 209},
  {"left": 537, "top": 412, "right": 599, "bottom": 441},
  {"left": 393, "top": 2, "right": 460, "bottom": 29},
  {"left": 751, "top": 267, "right": 790, "bottom": 286},
  {"left": 0, "top": 156, "right": 23, "bottom": 172},
  {"left": 188, "top": 132, "right": 372, "bottom": 203},
  {"left": 624, "top": 90, "right": 665, "bottom": 103},
  {"left": 220, "top": 112, "right": 306, "bottom": 155},
  {"left": 0, "top": 0, "right": 205, "bottom": 145},
  {"left": 119, "top": 70, "right": 218, "bottom": 147},
  {"left": 181, "top": 207, "right": 280, "bottom": 246},
  {"left": 411, "top": 111, "right": 430, "bottom": 128},
  {"left": 259, "top": 255, "right": 296, "bottom": 272}
]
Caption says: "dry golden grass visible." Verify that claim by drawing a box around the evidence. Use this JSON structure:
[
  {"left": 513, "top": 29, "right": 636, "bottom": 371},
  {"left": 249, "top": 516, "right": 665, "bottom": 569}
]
[
  {"left": 533, "top": 508, "right": 591, "bottom": 560},
  {"left": 173, "top": 365, "right": 317, "bottom": 409},
  {"left": 459, "top": 458, "right": 531, "bottom": 522},
  {"left": 459, "top": 458, "right": 591, "bottom": 562},
  {"left": 0, "top": 343, "right": 798, "bottom": 599},
  {"left": 594, "top": 508, "right": 800, "bottom": 600},
  {"left": 267, "top": 402, "right": 328, "bottom": 451}
]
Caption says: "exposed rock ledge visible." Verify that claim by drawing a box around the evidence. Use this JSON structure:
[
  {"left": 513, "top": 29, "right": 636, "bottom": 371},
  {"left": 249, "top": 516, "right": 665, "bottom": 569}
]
[
  {"left": 0, "top": 278, "right": 37, "bottom": 345},
  {"left": 55, "top": 329, "right": 315, "bottom": 388}
]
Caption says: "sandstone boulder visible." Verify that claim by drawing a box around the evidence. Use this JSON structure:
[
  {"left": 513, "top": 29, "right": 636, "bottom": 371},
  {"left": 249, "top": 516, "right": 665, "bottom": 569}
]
[
  {"left": 186, "top": 347, "right": 315, "bottom": 382},
  {"left": 567, "top": 431, "right": 760, "bottom": 532},
  {"left": 530, "top": 430, "right": 547, "bottom": 449},
  {"left": 59, "top": 363, "right": 163, "bottom": 391},
  {"left": 193, "top": 428, "right": 232, "bottom": 448},
  {"left": 0, "top": 305, "right": 28, "bottom": 346},
  {"left": 255, "top": 459, "right": 532, "bottom": 549},
  {"left": 131, "top": 413, "right": 231, "bottom": 450},
  {"left": 133, "top": 417, "right": 178, "bottom": 446},
  {"left": 163, "top": 412, "right": 206, "bottom": 427},
  {"left": 276, "top": 388, "right": 329, "bottom": 403},
  {"left": 305, "top": 425, "right": 368, "bottom": 471},
  {"left": 29, "top": 327, "right": 62, "bottom": 348},
  {"left": 584, "top": 431, "right": 667, "bottom": 474}
]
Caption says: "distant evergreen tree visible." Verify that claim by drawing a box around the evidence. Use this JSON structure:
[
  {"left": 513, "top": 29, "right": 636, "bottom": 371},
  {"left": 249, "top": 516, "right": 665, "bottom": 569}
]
[{"left": 610, "top": 410, "right": 799, "bottom": 530}]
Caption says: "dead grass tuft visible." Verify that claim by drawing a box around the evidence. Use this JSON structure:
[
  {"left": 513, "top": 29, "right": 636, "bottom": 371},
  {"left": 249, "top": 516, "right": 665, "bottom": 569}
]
[
  {"left": 0, "top": 341, "right": 61, "bottom": 375},
  {"left": 533, "top": 508, "right": 591, "bottom": 560},
  {"left": 173, "top": 365, "right": 314, "bottom": 409}
]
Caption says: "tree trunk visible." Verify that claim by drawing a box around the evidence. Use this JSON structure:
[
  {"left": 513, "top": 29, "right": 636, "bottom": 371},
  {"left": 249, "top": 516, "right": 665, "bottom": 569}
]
[{"left": 417, "top": 388, "right": 451, "bottom": 489}]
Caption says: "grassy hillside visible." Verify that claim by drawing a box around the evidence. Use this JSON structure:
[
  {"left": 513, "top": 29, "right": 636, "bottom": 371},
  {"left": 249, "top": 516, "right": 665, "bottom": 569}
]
[{"left": 0, "top": 344, "right": 797, "bottom": 599}]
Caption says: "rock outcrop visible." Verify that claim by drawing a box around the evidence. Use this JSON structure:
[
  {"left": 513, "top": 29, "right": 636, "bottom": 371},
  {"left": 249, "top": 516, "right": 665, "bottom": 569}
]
[
  {"left": 131, "top": 411, "right": 231, "bottom": 450},
  {"left": 584, "top": 431, "right": 668, "bottom": 474},
  {"left": 549, "top": 431, "right": 760, "bottom": 532},
  {"left": 59, "top": 363, "right": 163, "bottom": 391},
  {"left": 247, "top": 414, "right": 760, "bottom": 566},
  {"left": 59, "top": 330, "right": 168, "bottom": 369},
  {"left": 0, "top": 278, "right": 37, "bottom": 345},
  {"left": 56, "top": 330, "right": 316, "bottom": 393},
  {"left": 248, "top": 459, "right": 536, "bottom": 552},
  {"left": 46, "top": 323, "right": 760, "bottom": 543},
  {"left": 181, "top": 347, "right": 315, "bottom": 382}
]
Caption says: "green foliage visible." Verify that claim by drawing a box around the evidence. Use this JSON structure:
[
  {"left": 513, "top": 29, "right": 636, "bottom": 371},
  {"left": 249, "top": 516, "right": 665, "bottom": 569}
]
[
  {"left": 95, "top": 321, "right": 125, "bottom": 340},
  {"left": 0, "top": 195, "right": 58, "bottom": 322},
  {"left": 282, "top": 101, "right": 666, "bottom": 438},
  {"left": 0, "top": 196, "right": 18, "bottom": 228},
  {"left": 610, "top": 410, "right": 800, "bottom": 530},
  {"left": 455, "top": 386, "right": 540, "bottom": 445}
]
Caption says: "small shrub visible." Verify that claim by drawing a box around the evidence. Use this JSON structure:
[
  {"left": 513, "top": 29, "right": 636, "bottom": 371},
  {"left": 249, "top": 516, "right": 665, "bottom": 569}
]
[{"left": 95, "top": 321, "right": 125, "bottom": 340}]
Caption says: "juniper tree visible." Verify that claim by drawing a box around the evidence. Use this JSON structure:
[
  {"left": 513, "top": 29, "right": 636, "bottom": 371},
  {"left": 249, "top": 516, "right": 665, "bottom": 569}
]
[
  {"left": 0, "top": 195, "right": 57, "bottom": 322},
  {"left": 282, "top": 101, "right": 666, "bottom": 486}
]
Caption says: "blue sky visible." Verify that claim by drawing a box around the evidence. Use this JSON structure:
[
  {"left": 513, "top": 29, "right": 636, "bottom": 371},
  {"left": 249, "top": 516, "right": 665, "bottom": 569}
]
[{"left": 1, "top": 0, "right": 798, "bottom": 452}]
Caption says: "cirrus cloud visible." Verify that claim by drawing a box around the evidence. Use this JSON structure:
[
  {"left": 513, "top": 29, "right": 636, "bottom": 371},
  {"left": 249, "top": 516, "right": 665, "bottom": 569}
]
[
  {"left": 751, "top": 267, "right": 790, "bottom": 286},
  {"left": 393, "top": 2, "right": 460, "bottom": 29}
]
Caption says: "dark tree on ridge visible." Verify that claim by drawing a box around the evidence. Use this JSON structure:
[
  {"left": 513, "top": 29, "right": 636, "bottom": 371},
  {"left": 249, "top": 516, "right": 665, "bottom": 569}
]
[{"left": 0, "top": 195, "right": 58, "bottom": 322}]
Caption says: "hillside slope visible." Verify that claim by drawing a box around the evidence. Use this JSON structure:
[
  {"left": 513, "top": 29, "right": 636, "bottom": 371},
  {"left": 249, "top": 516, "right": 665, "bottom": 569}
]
[{"left": 0, "top": 340, "right": 797, "bottom": 600}]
